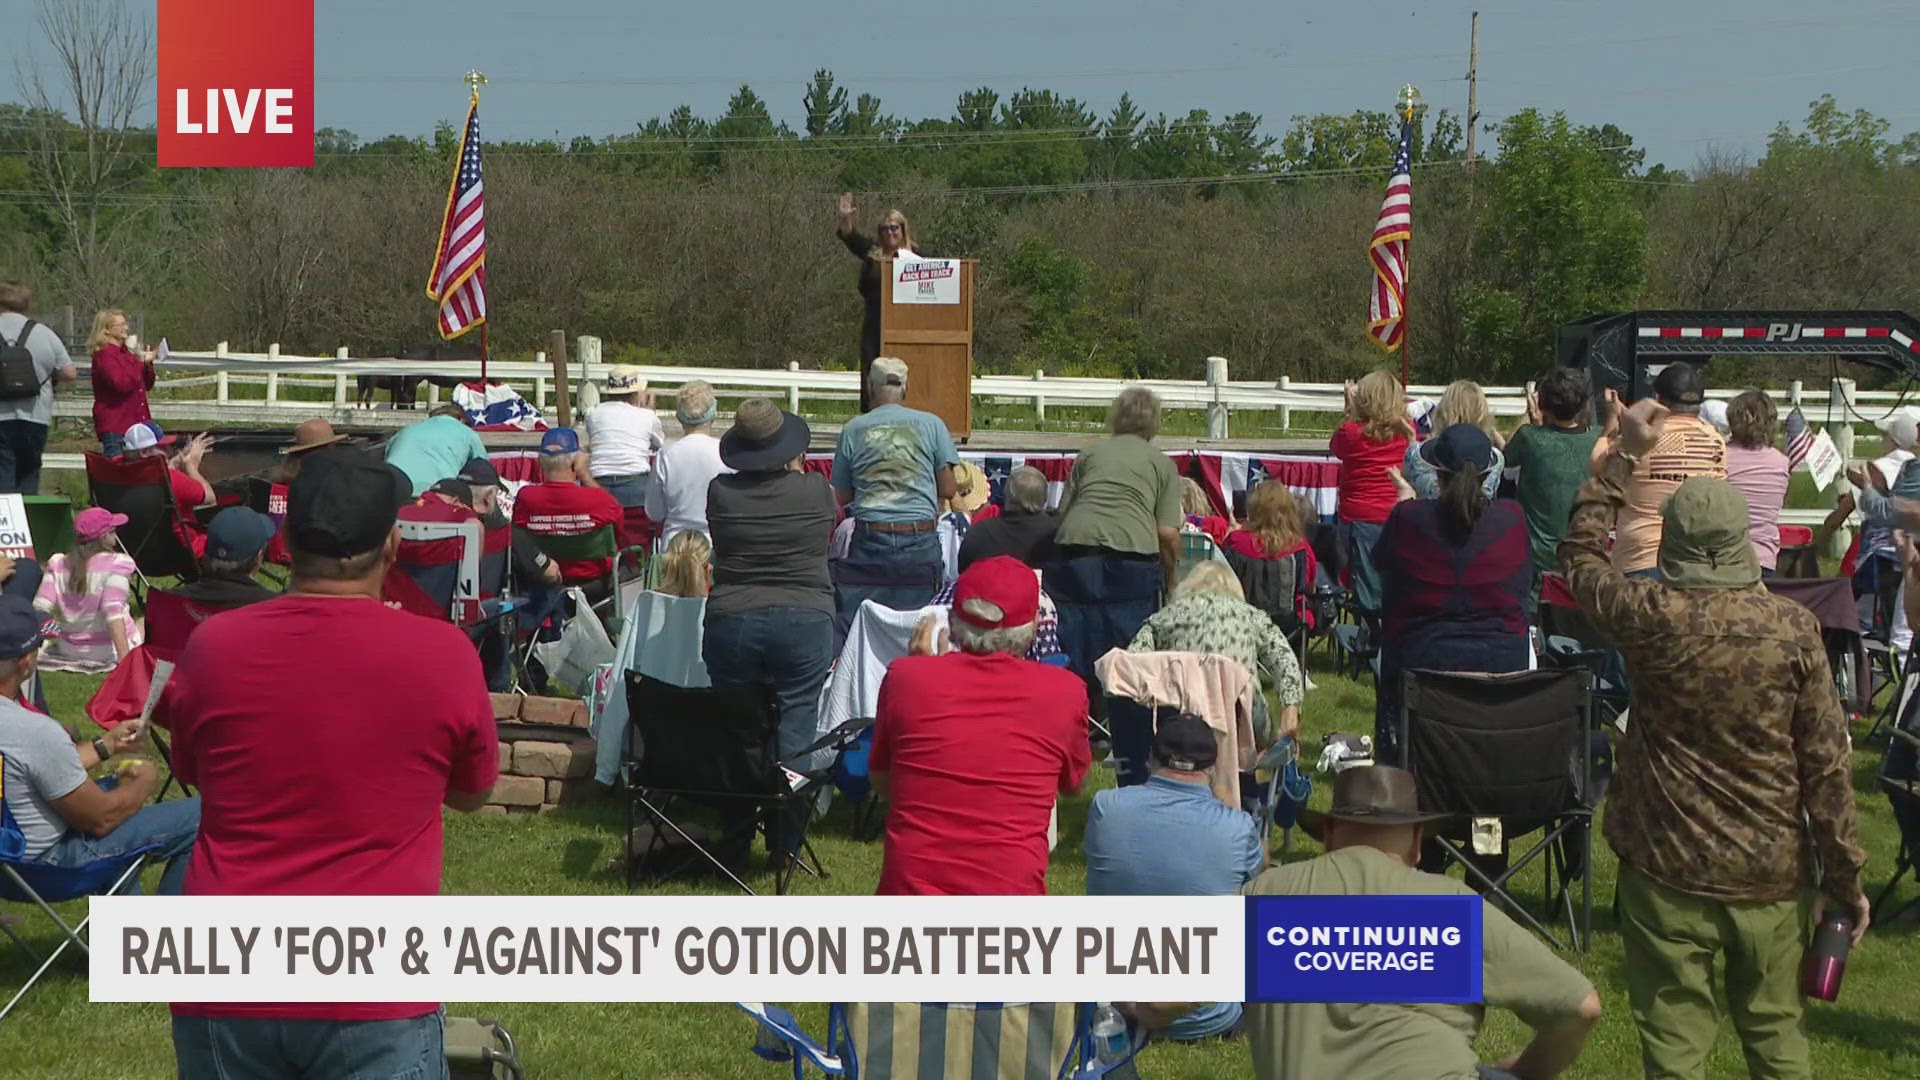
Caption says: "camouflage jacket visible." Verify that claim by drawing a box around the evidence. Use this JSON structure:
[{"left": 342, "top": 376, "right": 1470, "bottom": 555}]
[{"left": 1560, "top": 453, "right": 1866, "bottom": 905}]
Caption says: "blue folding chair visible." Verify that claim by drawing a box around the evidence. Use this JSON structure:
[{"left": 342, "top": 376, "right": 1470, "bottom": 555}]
[
  {"left": 0, "top": 753, "right": 159, "bottom": 1022},
  {"left": 739, "top": 1001, "right": 1146, "bottom": 1080}
]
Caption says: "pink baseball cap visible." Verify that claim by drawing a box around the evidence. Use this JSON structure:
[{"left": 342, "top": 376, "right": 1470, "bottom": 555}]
[{"left": 74, "top": 506, "right": 130, "bottom": 543}]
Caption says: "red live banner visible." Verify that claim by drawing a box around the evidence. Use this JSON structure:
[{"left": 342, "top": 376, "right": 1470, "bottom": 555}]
[{"left": 157, "top": 0, "right": 314, "bottom": 167}]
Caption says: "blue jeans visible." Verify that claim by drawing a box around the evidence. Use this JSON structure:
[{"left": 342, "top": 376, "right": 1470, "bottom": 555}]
[
  {"left": 703, "top": 606, "right": 837, "bottom": 852},
  {"left": 1626, "top": 567, "right": 1660, "bottom": 580},
  {"left": 36, "top": 787, "right": 200, "bottom": 895},
  {"left": 173, "top": 1010, "right": 446, "bottom": 1080},
  {"left": 100, "top": 431, "right": 125, "bottom": 459},
  {"left": 0, "top": 418, "right": 47, "bottom": 495},
  {"left": 1044, "top": 550, "right": 1164, "bottom": 722},
  {"left": 1340, "top": 518, "right": 1386, "bottom": 612},
  {"left": 838, "top": 524, "right": 943, "bottom": 616},
  {"left": 596, "top": 474, "right": 649, "bottom": 508}
]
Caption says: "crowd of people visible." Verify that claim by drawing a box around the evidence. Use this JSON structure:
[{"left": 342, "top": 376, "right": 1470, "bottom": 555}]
[{"left": 0, "top": 281, "right": 1899, "bottom": 1080}]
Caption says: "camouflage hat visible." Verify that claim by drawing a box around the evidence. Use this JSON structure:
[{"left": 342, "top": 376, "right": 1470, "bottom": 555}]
[{"left": 1657, "top": 477, "right": 1759, "bottom": 590}]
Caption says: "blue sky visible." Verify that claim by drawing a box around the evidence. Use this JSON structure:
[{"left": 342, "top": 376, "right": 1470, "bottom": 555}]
[{"left": 9, "top": 0, "right": 1919, "bottom": 169}]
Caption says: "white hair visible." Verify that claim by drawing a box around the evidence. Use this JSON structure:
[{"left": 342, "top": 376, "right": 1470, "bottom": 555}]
[
  {"left": 1005, "top": 466, "right": 1048, "bottom": 514},
  {"left": 950, "top": 596, "right": 1036, "bottom": 656}
]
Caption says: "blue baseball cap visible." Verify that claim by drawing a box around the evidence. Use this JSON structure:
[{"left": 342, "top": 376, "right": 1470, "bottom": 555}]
[
  {"left": 540, "top": 427, "right": 581, "bottom": 455},
  {"left": 0, "top": 595, "right": 48, "bottom": 660},
  {"left": 205, "top": 507, "right": 278, "bottom": 563}
]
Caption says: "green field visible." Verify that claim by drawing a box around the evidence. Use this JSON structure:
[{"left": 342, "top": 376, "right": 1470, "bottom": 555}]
[{"left": 4, "top": 660, "right": 1917, "bottom": 1079}]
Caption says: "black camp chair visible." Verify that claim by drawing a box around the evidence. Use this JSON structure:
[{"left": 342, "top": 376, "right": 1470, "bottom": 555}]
[
  {"left": 1875, "top": 690, "right": 1920, "bottom": 925},
  {"left": 1400, "top": 668, "right": 1597, "bottom": 952},
  {"left": 623, "top": 673, "right": 871, "bottom": 896},
  {"left": 84, "top": 452, "right": 199, "bottom": 593}
]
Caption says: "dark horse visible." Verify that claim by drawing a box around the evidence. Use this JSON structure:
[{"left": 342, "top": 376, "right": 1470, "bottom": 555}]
[{"left": 356, "top": 341, "right": 482, "bottom": 409}]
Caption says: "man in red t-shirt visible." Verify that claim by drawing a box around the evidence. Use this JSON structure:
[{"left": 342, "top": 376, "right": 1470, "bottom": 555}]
[
  {"left": 511, "top": 426, "right": 624, "bottom": 584},
  {"left": 164, "top": 447, "right": 498, "bottom": 1075},
  {"left": 870, "top": 556, "right": 1091, "bottom": 896}
]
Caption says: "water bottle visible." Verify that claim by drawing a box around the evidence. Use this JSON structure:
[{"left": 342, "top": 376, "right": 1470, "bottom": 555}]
[
  {"left": 1090, "top": 1003, "right": 1130, "bottom": 1065},
  {"left": 1801, "top": 913, "right": 1854, "bottom": 1002}
]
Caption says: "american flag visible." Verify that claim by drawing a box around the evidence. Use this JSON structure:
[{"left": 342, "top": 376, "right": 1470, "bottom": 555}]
[
  {"left": 1784, "top": 407, "right": 1814, "bottom": 470},
  {"left": 425, "top": 92, "right": 487, "bottom": 339},
  {"left": 1365, "top": 118, "right": 1413, "bottom": 351}
]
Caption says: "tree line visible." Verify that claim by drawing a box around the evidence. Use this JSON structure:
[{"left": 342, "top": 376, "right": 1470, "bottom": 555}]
[{"left": 4, "top": 48, "right": 1919, "bottom": 390}]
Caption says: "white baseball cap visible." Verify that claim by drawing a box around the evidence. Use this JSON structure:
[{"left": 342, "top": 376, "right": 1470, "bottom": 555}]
[{"left": 1878, "top": 410, "right": 1920, "bottom": 451}]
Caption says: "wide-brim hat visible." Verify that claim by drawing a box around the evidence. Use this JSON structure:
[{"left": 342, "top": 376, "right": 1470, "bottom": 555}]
[
  {"left": 720, "top": 398, "right": 811, "bottom": 472},
  {"left": 951, "top": 461, "right": 990, "bottom": 514},
  {"left": 280, "top": 417, "right": 349, "bottom": 455},
  {"left": 606, "top": 364, "right": 647, "bottom": 394},
  {"left": 1296, "top": 765, "right": 1449, "bottom": 839}
]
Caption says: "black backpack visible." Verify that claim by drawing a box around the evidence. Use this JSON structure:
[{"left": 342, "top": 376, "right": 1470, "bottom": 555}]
[{"left": 0, "top": 320, "right": 46, "bottom": 401}]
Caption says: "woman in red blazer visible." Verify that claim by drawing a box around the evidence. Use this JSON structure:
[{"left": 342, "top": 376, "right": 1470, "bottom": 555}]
[{"left": 88, "top": 307, "right": 156, "bottom": 457}]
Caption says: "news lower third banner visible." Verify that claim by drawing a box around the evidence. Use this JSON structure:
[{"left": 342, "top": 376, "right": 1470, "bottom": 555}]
[{"left": 91, "top": 894, "right": 1482, "bottom": 1004}]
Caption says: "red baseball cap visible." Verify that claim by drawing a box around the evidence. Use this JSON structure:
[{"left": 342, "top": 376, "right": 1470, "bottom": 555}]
[{"left": 951, "top": 556, "right": 1039, "bottom": 629}]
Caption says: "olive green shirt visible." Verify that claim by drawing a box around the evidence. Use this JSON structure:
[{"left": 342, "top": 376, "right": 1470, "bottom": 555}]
[
  {"left": 1244, "top": 846, "right": 1593, "bottom": 1080},
  {"left": 1053, "top": 435, "right": 1180, "bottom": 556}
]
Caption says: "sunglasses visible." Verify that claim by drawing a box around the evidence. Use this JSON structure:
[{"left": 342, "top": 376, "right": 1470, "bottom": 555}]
[{"left": 879, "top": 224, "right": 903, "bottom": 233}]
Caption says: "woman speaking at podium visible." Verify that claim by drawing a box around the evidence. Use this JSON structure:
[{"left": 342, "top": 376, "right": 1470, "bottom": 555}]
[{"left": 836, "top": 192, "right": 918, "bottom": 412}]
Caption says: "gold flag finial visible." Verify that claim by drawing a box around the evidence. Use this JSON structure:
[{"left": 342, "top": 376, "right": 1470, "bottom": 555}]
[
  {"left": 1396, "top": 84, "right": 1421, "bottom": 123},
  {"left": 464, "top": 70, "right": 487, "bottom": 95}
]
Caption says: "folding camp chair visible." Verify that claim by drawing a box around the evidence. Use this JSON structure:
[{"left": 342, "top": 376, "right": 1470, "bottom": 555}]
[
  {"left": 444, "top": 1016, "right": 526, "bottom": 1080},
  {"left": 737, "top": 1000, "right": 1147, "bottom": 1080},
  {"left": 1223, "top": 545, "right": 1309, "bottom": 663},
  {"left": 1399, "top": 668, "right": 1597, "bottom": 952},
  {"left": 528, "top": 525, "right": 644, "bottom": 629},
  {"left": 1875, "top": 689, "right": 1920, "bottom": 925},
  {"left": 623, "top": 673, "right": 870, "bottom": 895},
  {"left": 0, "top": 752, "right": 159, "bottom": 1023},
  {"left": 84, "top": 451, "right": 200, "bottom": 593},
  {"left": 138, "top": 588, "right": 254, "bottom": 801},
  {"left": 396, "top": 517, "right": 519, "bottom": 629}
]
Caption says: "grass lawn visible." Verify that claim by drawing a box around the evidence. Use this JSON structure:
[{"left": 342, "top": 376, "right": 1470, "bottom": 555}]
[{"left": 3, "top": 654, "right": 1919, "bottom": 1080}]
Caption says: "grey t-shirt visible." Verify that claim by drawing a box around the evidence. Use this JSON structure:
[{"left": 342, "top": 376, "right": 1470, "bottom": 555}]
[
  {"left": 705, "top": 469, "right": 835, "bottom": 619},
  {"left": 0, "top": 312, "right": 74, "bottom": 426},
  {"left": 0, "top": 696, "right": 87, "bottom": 858}
]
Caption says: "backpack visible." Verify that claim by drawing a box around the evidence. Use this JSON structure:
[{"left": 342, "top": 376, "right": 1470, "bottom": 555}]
[{"left": 0, "top": 320, "right": 46, "bottom": 401}]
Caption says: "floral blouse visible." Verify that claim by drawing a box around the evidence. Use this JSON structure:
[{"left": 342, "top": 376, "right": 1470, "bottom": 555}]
[{"left": 1127, "top": 591, "right": 1304, "bottom": 706}]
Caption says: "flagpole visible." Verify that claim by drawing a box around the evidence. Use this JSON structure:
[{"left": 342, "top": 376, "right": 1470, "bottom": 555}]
[
  {"left": 465, "top": 69, "right": 489, "bottom": 384},
  {"left": 1398, "top": 84, "right": 1418, "bottom": 390}
]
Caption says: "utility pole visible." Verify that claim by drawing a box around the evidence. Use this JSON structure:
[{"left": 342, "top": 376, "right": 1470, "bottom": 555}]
[{"left": 1466, "top": 11, "right": 1480, "bottom": 169}]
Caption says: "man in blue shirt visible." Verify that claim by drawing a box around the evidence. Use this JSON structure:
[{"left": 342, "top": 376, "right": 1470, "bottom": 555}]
[
  {"left": 384, "top": 404, "right": 489, "bottom": 497},
  {"left": 1084, "top": 713, "right": 1262, "bottom": 1041},
  {"left": 831, "top": 357, "right": 959, "bottom": 611}
]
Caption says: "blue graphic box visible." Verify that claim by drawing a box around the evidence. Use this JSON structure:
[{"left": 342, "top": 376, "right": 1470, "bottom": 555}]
[{"left": 1245, "top": 894, "right": 1484, "bottom": 1003}]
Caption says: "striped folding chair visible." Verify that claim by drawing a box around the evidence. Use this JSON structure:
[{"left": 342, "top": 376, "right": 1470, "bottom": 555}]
[{"left": 738, "top": 1001, "right": 1146, "bottom": 1080}]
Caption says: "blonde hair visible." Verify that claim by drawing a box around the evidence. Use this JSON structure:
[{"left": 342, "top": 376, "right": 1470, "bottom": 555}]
[
  {"left": 1180, "top": 477, "right": 1211, "bottom": 518},
  {"left": 656, "top": 531, "right": 711, "bottom": 598},
  {"left": 1431, "top": 380, "right": 1498, "bottom": 440},
  {"left": 1351, "top": 371, "right": 1405, "bottom": 443},
  {"left": 1174, "top": 560, "right": 1245, "bottom": 602},
  {"left": 1244, "top": 480, "right": 1304, "bottom": 555},
  {"left": 88, "top": 308, "right": 126, "bottom": 352},
  {"left": 873, "top": 209, "right": 913, "bottom": 254}
]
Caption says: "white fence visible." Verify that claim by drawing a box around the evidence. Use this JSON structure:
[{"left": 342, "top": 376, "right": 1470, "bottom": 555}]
[{"left": 65, "top": 339, "right": 1912, "bottom": 439}]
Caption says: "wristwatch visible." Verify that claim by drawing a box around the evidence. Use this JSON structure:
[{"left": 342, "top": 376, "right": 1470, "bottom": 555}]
[{"left": 92, "top": 737, "right": 110, "bottom": 762}]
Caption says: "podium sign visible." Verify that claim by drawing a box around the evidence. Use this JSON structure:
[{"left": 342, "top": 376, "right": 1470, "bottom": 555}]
[
  {"left": 879, "top": 258, "right": 976, "bottom": 440},
  {"left": 891, "top": 259, "right": 962, "bottom": 306}
]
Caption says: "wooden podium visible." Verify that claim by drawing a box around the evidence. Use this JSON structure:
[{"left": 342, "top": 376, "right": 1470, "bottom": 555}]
[{"left": 878, "top": 258, "right": 975, "bottom": 440}]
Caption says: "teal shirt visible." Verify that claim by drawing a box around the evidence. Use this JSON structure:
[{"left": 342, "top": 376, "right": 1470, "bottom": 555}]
[
  {"left": 832, "top": 403, "right": 959, "bottom": 524},
  {"left": 1505, "top": 422, "right": 1601, "bottom": 572},
  {"left": 384, "top": 415, "right": 488, "bottom": 496}
]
